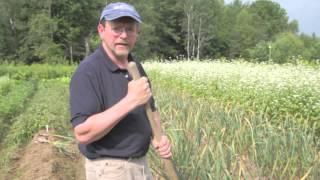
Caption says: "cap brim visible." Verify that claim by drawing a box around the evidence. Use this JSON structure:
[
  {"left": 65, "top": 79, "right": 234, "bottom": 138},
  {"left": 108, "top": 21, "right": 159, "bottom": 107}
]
[{"left": 102, "top": 12, "right": 141, "bottom": 23}]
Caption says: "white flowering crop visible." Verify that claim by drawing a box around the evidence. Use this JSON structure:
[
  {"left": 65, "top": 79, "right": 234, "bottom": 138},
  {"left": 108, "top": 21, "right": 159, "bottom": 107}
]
[{"left": 144, "top": 60, "right": 320, "bottom": 128}]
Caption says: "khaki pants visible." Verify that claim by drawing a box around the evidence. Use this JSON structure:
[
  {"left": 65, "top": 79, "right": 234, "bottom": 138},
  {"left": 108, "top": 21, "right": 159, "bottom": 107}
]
[{"left": 85, "top": 156, "right": 153, "bottom": 180}]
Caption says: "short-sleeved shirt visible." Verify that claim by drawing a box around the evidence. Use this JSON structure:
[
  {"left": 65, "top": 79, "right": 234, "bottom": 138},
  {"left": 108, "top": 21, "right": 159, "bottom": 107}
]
[{"left": 70, "top": 45, "right": 155, "bottom": 159}]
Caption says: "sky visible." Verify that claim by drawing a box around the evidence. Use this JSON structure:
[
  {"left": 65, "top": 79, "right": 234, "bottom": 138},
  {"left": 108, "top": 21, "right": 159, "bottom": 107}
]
[{"left": 224, "top": 0, "right": 320, "bottom": 36}]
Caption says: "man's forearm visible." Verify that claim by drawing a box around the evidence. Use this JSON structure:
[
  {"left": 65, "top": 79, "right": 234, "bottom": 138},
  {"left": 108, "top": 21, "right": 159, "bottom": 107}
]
[{"left": 74, "top": 96, "right": 136, "bottom": 144}]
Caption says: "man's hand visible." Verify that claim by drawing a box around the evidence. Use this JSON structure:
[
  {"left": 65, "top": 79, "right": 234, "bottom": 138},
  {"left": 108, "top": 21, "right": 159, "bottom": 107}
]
[
  {"left": 152, "top": 135, "right": 172, "bottom": 159},
  {"left": 126, "top": 76, "right": 152, "bottom": 107}
]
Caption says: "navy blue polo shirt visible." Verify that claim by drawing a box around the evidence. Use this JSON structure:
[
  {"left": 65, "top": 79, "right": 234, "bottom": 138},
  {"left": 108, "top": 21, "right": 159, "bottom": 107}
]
[{"left": 69, "top": 45, "right": 155, "bottom": 159}]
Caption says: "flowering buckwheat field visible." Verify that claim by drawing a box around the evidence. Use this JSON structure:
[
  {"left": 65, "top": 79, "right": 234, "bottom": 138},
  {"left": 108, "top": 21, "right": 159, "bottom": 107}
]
[
  {"left": 144, "top": 60, "right": 320, "bottom": 179},
  {"left": 144, "top": 60, "right": 320, "bottom": 128}
]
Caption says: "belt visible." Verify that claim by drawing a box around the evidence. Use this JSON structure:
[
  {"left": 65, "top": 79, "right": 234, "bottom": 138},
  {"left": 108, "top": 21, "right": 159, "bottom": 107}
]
[{"left": 91, "top": 155, "right": 145, "bottom": 161}]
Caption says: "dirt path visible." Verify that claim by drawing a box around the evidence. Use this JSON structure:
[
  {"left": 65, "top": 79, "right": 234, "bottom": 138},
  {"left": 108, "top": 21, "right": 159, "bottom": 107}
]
[{"left": 5, "top": 130, "right": 85, "bottom": 180}]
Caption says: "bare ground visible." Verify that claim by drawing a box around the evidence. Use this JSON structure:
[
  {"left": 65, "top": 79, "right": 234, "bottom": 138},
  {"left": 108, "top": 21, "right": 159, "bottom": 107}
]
[{"left": 5, "top": 130, "right": 85, "bottom": 180}]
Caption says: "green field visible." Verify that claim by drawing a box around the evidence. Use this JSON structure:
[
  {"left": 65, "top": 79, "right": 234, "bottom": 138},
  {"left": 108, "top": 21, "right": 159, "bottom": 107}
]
[{"left": 0, "top": 61, "right": 319, "bottom": 179}]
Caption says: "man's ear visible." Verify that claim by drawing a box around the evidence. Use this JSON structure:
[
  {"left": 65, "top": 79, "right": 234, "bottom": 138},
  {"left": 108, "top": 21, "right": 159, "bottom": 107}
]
[{"left": 97, "top": 23, "right": 104, "bottom": 34}]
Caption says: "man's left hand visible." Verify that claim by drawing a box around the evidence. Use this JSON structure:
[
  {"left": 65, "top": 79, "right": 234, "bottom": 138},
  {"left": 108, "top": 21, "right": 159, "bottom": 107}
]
[{"left": 152, "top": 135, "right": 172, "bottom": 159}]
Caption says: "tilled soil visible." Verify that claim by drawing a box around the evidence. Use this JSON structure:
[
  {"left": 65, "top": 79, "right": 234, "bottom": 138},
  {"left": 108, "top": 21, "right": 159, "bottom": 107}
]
[{"left": 5, "top": 130, "right": 85, "bottom": 180}]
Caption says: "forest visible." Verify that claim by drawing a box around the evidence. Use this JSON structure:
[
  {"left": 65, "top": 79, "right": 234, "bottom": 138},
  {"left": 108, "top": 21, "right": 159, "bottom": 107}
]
[{"left": 0, "top": 0, "right": 319, "bottom": 64}]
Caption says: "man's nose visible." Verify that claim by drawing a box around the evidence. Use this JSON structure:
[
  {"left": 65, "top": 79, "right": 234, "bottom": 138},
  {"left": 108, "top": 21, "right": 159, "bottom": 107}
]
[{"left": 119, "top": 29, "right": 129, "bottom": 38}]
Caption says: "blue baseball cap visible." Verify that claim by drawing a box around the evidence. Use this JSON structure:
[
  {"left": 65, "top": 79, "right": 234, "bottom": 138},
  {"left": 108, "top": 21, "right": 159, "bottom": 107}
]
[{"left": 100, "top": 2, "right": 141, "bottom": 23}]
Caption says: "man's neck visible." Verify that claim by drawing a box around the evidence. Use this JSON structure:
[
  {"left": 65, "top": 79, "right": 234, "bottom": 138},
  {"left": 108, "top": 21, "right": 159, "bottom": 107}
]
[
  {"left": 109, "top": 54, "right": 128, "bottom": 69},
  {"left": 102, "top": 43, "right": 129, "bottom": 69}
]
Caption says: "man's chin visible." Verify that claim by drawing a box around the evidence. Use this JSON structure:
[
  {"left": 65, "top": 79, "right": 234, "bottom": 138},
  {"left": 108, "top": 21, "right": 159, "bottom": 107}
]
[{"left": 115, "top": 51, "right": 130, "bottom": 59}]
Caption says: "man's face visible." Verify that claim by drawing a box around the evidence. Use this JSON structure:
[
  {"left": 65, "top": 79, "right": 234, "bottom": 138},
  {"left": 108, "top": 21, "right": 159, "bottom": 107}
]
[{"left": 98, "top": 17, "right": 139, "bottom": 60}]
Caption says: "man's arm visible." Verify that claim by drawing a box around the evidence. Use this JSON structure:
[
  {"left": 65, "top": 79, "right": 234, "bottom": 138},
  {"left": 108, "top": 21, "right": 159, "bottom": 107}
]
[{"left": 74, "top": 77, "right": 151, "bottom": 144}]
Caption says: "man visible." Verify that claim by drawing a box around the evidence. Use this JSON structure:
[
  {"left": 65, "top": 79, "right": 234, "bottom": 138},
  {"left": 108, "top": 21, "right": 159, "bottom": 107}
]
[{"left": 69, "top": 2, "right": 172, "bottom": 180}]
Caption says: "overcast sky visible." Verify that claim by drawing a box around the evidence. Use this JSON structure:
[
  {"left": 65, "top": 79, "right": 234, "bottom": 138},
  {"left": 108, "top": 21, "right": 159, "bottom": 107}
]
[{"left": 224, "top": 0, "right": 320, "bottom": 36}]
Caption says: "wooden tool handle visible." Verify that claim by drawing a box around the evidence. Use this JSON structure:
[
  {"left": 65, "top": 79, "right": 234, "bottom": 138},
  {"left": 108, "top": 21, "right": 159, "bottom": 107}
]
[
  {"left": 127, "top": 62, "right": 162, "bottom": 140},
  {"left": 127, "top": 61, "right": 179, "bottom": 180}
]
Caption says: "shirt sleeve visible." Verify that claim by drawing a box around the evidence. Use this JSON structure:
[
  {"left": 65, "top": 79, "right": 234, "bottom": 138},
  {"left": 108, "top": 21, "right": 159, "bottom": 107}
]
[
  {"left": 69, "top": 65, "right": 102, "bottom": 128},
  {"left": 136, "top": 61, "right": 157, "bottom": 112}
]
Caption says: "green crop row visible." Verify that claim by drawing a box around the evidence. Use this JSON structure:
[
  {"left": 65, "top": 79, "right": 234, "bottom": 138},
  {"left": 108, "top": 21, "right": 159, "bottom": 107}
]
[
  {"left": 0, "top": 80, "right": 36, "bottom": 140},
  {"left": 0, "top": 80, "right": 71, "bottom": 177},
  {"left": 0, "top": 76, "right": 13, "bottom": 95},
  {"left": 0, "top": 64, "right": 76, "bottom": 80}
]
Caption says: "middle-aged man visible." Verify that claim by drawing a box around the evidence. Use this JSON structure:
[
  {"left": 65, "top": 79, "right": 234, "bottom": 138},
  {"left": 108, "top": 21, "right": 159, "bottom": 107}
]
[{"left": 69, "top": 2, "right": 172, "bottom": 180}]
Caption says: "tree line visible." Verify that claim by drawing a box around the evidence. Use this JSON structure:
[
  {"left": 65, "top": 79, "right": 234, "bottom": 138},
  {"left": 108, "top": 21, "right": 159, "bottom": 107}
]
[{"left": 0, "top": 0, "right": 319, "bottom": 64}]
